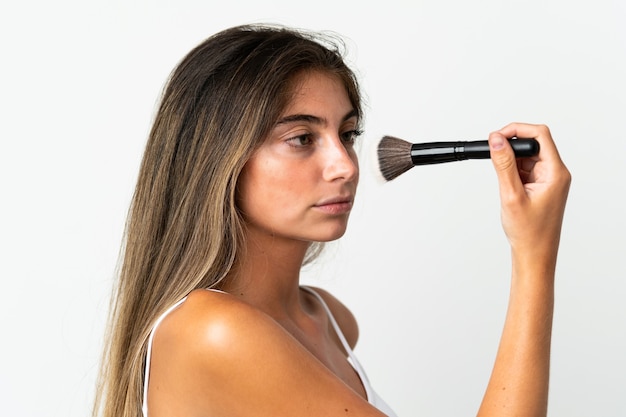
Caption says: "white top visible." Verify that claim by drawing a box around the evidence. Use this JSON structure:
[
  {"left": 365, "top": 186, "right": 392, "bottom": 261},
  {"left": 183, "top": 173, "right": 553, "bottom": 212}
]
[{"left": 142, "top": 287, "right": 398, "bottom": 417}]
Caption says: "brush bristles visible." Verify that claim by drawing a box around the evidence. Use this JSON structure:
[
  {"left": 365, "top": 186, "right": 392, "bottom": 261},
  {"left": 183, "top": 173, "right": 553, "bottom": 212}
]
[{"left": 377, "top": 135, "right": 414, "bottom": 181}]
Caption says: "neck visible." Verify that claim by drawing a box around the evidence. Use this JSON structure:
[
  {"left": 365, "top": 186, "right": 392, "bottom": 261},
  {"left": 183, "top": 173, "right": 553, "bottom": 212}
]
[{"left": 220, "top": 229, "right": 312, "bottom": 318}]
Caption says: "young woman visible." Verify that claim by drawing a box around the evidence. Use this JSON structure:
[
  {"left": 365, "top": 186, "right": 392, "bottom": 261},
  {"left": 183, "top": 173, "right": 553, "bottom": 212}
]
[{"left": 93, "top": 24, "right": 571, "bottom": 417}]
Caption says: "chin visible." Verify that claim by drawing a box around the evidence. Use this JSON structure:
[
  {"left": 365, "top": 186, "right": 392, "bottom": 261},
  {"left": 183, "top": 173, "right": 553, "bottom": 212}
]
[{"left": 311, "top": 226, "right": 349, "bottom": 243}]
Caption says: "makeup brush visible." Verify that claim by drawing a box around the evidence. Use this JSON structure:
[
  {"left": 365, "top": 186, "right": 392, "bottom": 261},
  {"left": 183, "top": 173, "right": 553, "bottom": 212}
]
[{"left": 376, "top": 136, "right": 540, "bottom": 182}]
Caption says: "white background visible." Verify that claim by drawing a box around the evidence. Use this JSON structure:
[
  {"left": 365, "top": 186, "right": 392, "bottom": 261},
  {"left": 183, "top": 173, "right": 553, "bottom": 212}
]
[{"left": 1, "top": 1, "right": 625, "bottom": 416}]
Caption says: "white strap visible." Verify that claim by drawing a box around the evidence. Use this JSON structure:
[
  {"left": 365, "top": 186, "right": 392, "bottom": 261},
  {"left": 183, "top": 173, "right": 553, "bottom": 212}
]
[
  {"left": 142, "top": 296, "right": 188, "bottom": 417},
  {"left": 300, "top": 286, "right": 374, "bottom": 403},
  {"left": 142, "top": 288, "right": 227, "bottom": 416}
]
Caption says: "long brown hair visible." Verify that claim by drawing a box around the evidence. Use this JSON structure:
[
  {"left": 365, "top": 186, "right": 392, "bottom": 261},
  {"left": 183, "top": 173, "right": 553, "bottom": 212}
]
[{"left": 93, "top": 24, "right": 363, "bottom": 417}]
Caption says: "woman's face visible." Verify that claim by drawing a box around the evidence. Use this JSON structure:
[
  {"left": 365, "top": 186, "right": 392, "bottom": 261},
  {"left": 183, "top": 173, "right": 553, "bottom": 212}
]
[{"left": 237, "top": 70, "right": 360, "bottom": 246}]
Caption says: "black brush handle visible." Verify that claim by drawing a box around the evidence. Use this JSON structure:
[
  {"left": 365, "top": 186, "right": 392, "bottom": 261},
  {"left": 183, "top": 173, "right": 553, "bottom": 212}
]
[{"left": 410, "top": 138, "right": 539, "bottom": 166}]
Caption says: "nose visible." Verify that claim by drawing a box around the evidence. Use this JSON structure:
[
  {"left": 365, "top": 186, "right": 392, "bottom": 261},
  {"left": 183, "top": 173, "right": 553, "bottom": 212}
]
[{"left": 321, "top": 136, "right": 359, "bottom": 183}]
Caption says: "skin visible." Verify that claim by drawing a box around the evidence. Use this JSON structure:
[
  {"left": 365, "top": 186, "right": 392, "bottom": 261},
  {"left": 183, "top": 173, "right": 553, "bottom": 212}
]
[
  {"left": 477, "top": 123, "right": 570, "bottom": 416},
  {"left": 146, "top": 70, "right": 571, "bottom": 417}
]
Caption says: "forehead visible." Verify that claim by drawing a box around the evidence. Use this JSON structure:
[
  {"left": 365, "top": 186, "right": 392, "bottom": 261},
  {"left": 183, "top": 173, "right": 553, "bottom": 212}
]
[{"left": 283, "top": 70, "right": 352, "bottom": 113}]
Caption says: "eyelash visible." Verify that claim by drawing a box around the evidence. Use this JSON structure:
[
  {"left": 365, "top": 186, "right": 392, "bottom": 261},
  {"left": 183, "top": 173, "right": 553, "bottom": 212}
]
[
  {"left": 341, "top": 129, "right": 363, "bottom": 145},
  {"left": 286, "top": 130, "right": 363, "bottom": 148}
]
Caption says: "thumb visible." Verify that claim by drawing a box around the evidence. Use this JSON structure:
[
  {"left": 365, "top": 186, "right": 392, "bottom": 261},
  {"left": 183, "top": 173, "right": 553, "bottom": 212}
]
[{"left": 488, "top": 132, "right": 523, "bottom": 197}]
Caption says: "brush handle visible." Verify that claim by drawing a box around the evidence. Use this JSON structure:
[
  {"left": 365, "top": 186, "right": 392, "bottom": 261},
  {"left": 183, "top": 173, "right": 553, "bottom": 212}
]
[{"left": 410, "top": 138, "right": 539, "bottom": 165}]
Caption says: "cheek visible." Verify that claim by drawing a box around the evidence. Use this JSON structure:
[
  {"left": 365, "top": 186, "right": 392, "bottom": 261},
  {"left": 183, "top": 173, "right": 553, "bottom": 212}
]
[
  {"left": 260, "top": 164, "right": 304, "bottom": 208},
  {"left": 237, "top": 158, "right": 297, "bottom": 215}
]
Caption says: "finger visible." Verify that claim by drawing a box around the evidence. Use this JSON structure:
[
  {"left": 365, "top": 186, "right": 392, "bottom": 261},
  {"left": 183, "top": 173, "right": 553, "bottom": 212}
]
[
  {"left": 498, "top": 122, "right": 564, "bottom": 164},
  {"left": 488, "top": 131, "right": 525, "bottom": 196},
  {"left": 518, "top": 158, "right": 537, "bottom": 184}
]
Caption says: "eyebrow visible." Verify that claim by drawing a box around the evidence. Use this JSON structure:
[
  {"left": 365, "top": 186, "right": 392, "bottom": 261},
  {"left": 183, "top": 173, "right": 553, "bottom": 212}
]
[{"left": 275, "top": 109, "right": 358, "bottom": 126}]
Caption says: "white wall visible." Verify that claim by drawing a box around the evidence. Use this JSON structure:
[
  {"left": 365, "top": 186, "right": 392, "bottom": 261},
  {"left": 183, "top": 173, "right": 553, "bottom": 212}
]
[{"left": 1, "top": 1, "right": 624, "bottom": 416}]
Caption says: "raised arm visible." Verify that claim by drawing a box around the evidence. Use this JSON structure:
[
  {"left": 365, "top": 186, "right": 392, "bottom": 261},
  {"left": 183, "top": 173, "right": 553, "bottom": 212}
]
[{"left": 477, "top": 123, "right": 571, "bottom": 417}]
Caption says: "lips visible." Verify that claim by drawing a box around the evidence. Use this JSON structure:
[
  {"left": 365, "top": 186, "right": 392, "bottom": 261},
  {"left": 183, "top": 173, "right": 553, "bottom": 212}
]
[{"left": 314, "top": 195, "right": 354, "bottom": 214}]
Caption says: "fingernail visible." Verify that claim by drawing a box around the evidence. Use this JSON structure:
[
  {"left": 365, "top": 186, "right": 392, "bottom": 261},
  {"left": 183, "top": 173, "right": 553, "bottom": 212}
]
[{"left": 490, "top": 134, "right": 505, "bottom": 150}]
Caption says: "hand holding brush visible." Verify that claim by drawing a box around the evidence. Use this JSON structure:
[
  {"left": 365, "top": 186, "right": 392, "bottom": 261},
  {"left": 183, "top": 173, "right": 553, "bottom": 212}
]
[{"left": 374, "top": 122, "right": 571, "bottom": 416}]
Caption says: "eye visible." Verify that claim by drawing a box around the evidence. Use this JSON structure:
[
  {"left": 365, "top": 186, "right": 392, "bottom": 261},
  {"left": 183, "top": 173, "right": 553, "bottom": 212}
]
[
  {"left": 340, "top": 129, "right": 363, "bottom": 145},
  {"left": 286, "top": 134, "right": 313, "bottom": 148}
]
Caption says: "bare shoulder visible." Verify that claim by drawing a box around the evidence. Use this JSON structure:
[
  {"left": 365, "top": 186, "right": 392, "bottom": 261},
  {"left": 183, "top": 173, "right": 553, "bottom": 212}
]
[
  {"left": 153, "top": 289, "right": 280, "bottom": 367},
  {"left": 159, "top": 288, "right": 268, "bottom": 344},
  {"left": 305, "top": 286, "right": 360, "bottom": 349},
  {"left": 148, "top": 289, "right": 382, "bottom": 417},
  {"left": 148, "top": 289, "right": 284, "bottom": 415}
]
